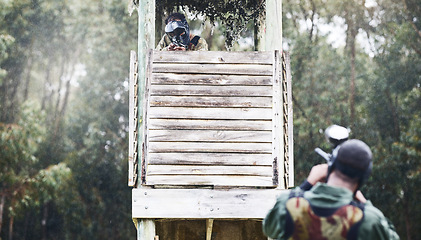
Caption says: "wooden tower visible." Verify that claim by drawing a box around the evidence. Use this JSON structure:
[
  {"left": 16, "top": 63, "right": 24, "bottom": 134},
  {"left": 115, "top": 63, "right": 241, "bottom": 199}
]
[{"left": 128, "top": 1, "right": 293, "bottom": 239}]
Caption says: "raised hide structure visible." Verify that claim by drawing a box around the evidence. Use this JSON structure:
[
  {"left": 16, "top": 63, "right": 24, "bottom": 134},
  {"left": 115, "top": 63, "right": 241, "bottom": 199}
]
[{"left": 129, "top": 50, "right": 293, "bottom": 239}]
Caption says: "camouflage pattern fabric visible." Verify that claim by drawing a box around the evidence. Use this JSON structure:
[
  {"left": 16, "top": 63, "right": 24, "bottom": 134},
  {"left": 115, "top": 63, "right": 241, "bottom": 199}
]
[
  {"left": 285, "top": 197, "right": 364, "bottom": 240},
  {"left": 156, "top": 34, "right": 208, "bottom": 51}
]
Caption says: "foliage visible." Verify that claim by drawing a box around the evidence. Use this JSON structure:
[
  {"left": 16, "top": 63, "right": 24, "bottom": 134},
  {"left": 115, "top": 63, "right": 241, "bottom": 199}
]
[
  {"left": 154, "top": 0, "right": 265, "bottom": 48},
  {"left": 1, "top": 0, "right": 136, "bottom": 239},
  {"left": 0, "top": 102, "right": 45, "bottom": 184},
  {"left": 58, "top": 0, "right": 137, "bottom": 238},
  {"left": 0, "top": 101, "right": 46, "bottom": 237},
  {"left": 0, "top": 34, "right": 14, "bottom": 82}
]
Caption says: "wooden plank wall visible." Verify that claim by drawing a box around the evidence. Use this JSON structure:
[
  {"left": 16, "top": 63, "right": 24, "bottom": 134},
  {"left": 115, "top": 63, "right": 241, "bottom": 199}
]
[{"left": 142, "top": 51, "right": 281, "bottom": 187}]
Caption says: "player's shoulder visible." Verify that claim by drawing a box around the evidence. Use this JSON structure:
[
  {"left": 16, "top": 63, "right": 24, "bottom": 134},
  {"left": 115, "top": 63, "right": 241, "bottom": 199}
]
[
  {"left": 363, "top": 201, "right": 387, "bottom": 220},
  {"left": 358, "top": 201, "right": 400, "bottom": 240}
]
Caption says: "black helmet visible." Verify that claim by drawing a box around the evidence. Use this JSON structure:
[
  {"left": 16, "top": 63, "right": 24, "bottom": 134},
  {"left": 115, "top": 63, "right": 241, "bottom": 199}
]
[
  {"left": 328, "top": 139, "right": 373, "bottom": 188},
  {"left": 164, "top": 13, "right": 190, "bottom": 48}
]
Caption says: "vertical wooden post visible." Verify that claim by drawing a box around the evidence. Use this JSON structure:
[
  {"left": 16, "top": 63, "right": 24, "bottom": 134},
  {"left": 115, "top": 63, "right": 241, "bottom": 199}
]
[
  {"left": 266, "top": 0, "right": 284, "bottom": 188},
  {"left": 137, "top": 1, "right": 156, "bottom": 239},
  {"left": 137, "top": 219, "right": 156, "bottom": 240},
  {"left": 137, "top": 0, "right": 155, "bottom": 185},
  {"left": 206, "top": 219, "right": 214, "bottom": 240},
  {"left": 265, "top": 0, "right": 282, "bottom": 51}
]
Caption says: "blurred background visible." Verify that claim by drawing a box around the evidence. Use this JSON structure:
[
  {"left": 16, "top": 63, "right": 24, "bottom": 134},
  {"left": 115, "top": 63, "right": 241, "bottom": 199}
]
[{"left": 0, "top": 0, "right": 420, "bottom": 239}]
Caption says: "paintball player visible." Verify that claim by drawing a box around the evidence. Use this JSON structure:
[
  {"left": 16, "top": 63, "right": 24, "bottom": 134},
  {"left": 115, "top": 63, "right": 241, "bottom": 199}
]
[
  {"left": 263, "top": 139, "right": 400, "bottom": 240},
  {"left": 156, "top": 12, "right": 208, "bottom": 51}
]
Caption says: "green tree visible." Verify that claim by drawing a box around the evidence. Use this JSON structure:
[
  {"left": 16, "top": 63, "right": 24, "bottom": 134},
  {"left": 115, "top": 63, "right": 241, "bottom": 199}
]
[
  {"left": 284, "top": 1, "right": 420, "bottom": 238},
  {"left": 0, "top": 102, "right": 45, "bottom": 237},
  {"left": 61, "top": 0, "right": 137, "bottom": 238},
  {"left": 1, "top": 0, "right": 136, "bottom": 238},
  {"left": 283, "top": 0, "right": 375, "bottom": 181}
]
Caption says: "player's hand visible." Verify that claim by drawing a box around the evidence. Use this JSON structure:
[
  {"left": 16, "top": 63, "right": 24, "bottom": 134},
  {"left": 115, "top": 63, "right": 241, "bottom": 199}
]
[
  {"left": 168, "top": 43, "right": 186, "bottom": 51},
  {"left": 307, "top": 164, "right": 328, "bottom": 185},
  {"left": 354, "top": 190, "right": 367, "bottom": 203}
]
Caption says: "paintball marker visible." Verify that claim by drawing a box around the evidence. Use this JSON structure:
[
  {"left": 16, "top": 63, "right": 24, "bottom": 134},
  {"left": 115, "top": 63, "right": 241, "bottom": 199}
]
[
  {"left": 315, "top": 124, "right": 350, "bottom": 163},
  {"left": 171, "top": 37, "right": 187, "bottom": 48}
]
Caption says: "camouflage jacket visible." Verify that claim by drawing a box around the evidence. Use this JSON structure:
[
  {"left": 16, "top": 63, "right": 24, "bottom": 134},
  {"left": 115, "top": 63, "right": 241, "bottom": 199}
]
[
  {"left": 156, "top": 34, "right": 208, "bottom": 51},
  {"left": 263, "top": 183, "right": 400, "bottom": 240}
]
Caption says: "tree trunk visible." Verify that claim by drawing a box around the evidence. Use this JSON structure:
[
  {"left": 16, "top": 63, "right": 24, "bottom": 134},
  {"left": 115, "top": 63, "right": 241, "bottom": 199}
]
[
  {"left": 58, "top": 64, "right": 74, "bottom": 118},
  {"left": 41, "top": 57, "right": 53, "bottom": 111},
  {"left": 350, "top": 37, "right": 356, "bottom": 124},
  {"left": 23, "top": 42, "right": 34, "bottom": 102},
  {"left": 155, "top": 8, "right": 163, "bottom": 47},
  {"left": 23, "top": 212, "right": 30, "bottom": 240},
  {"left": 8, "top": 214, "right": 14, "bottom": 240},
  {"left": 254, "top": 9, "right": 265, "bottom": 51},
  {"left": 403, "top": 190, "right": 412, "bottom": 240},
  {"left": 384, "top": 88, "right": 400, "bottom": 139},
  {"left": 53, "top": 57, "right": 66, "bottom": 122},
  {"left": 344, "top": 8, "right": 358, "bottom": 125},
  {"left": 42, "top": 203, "right": 48, "bottom": 240},
  {"left": 0, "top": 193, "right": 5, "bottom": 234}
]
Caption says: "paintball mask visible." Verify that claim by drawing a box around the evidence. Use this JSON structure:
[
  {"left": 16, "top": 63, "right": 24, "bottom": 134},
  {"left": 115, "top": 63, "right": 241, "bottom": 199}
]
[{"left": 165, "top": 19, "right": 190, "bottom": 48}]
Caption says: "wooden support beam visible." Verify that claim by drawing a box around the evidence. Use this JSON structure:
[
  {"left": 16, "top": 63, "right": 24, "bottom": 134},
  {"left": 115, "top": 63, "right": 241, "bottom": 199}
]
[
  {"left": 138, "top": 0, "right": 155, "bottom": 186},
  {"left": 137, "top": 219, "right": 156, "bottom": 240},
  {"left": 206, "top": 219, "right": 214, "bottom": 240},
  {"left": 265, "top": 0, "right": 282, "bottom": 51},
  {"left": 132, "top": 188, "right": 284, "bottom": 219}
]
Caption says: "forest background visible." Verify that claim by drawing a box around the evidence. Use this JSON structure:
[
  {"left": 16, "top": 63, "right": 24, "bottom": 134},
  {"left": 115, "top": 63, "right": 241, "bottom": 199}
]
[{"left": 0, "top": 0, "right": 420, "bottom": 239}]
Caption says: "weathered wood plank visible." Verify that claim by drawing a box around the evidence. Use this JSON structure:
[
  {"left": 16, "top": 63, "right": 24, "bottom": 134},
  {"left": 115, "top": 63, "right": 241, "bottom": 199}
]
[
  {"left": 152, "top": 63, "right": 273, "bottom": 75},
  {"left": 132, "top": 188, "right": 284, "bottom": 218},
  {"left": 272, "top": 50, "right": 283, "bottom": 188},
  {"left": 148, "top": 142, "right": 272, "bottom": 153},
  {"left": 148, "top": 153, "right": 272, "bottom": 166},
  {"left": 150, "top": 96, "right": 272, "bottom": 108},
  {"left": 145, "top": 175, "right": 274, "bottom": 186},
  {"left": 153, "top": 51, "right": 273, "bottom": 65},
  {"left": 148, "top": 119, "right": 272, "bottom": 131},
  {"left": 152, "top": 73, "right": 272, "bottom": 86},
  {"left": 148, "top": 107, "right": 272, "bottom": 120},
  {"left": 285, "top": 52, "right": 295, "bottom": 188},
  {"left": 148, "top": 130, "right": 272, "bottom": 142},
  {"left": 150, "top": 85, "right": 273, "bottom": 97},
  {"left": 128, "top": 50, "right": 136, "bottom": 186},
  {"left": 147, "top": 165, "right": 273, "bottom": 176}
]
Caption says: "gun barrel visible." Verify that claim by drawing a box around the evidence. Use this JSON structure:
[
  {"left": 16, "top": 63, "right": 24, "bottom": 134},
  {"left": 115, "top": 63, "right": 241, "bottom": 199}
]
[{"left": 315, "top": 148, "right": 331, "bottom": 162}]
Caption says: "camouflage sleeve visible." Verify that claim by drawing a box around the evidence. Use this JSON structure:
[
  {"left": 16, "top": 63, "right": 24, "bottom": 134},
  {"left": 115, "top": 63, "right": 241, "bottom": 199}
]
[
  {"left": 262, "top": 190, "right": 294, "bottom": 239},
  {"left": 156, "top": 34, "right": 172, "bottom": 51}
]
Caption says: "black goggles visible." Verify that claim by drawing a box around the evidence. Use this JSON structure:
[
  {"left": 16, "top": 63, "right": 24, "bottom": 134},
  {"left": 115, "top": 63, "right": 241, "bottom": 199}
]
[{"left": 165, "top": 21, "right": 186, "bottom": 36}]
